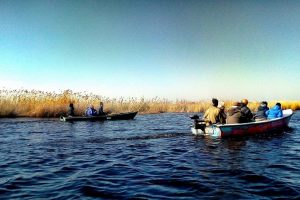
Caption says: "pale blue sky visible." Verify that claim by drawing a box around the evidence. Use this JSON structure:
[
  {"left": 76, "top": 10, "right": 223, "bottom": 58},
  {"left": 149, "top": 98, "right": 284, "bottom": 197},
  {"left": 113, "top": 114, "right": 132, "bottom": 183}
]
[{"left": 1, "top": 0, "right": 300, "bottom": 100}]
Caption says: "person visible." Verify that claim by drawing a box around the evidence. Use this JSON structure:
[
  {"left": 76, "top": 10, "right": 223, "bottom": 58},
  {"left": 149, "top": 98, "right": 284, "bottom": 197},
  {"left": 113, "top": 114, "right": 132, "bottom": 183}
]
[
  {"left": 85, "top": 105, "right": 97, "bottom": 116},
  {"left": 67, "top": 103, "right": 75, "bottom": 116},
  {"left": 265, "top": 103, "right": 283, "bottom": 119},
  {"left": 254, "top": 101, "right": 269, "bottom": 121},
  {"left": 226, "top": 102, "right": 242, "bottom": 124},
  {"left": 240, "top": 99, "right": 253, "bottom": 123},
  {"left": 218, "top": 101, "right": 226, "bottom": 124},
  {"left": 203, "top": 98, "right": 221, "bottom": 125},
  {"left": 262, "top": 101, "right": 269, "bottom": 110},
  {"left": 98, "top": 102, "right": 105, "bottom": 115}
]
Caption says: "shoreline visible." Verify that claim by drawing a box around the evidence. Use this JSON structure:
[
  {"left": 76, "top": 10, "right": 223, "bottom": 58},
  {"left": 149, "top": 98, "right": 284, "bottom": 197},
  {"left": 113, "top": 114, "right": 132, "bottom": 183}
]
[{"left": 0, "top": 109, "right": 299, "bottom": 119}]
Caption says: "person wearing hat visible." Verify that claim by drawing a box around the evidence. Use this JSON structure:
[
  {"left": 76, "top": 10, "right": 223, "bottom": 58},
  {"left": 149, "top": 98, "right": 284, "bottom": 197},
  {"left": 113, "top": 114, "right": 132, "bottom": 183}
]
[
  {"left": 254, "top": 101, "right": 269, "bottom": 121},
  {"left": 266, "top": 102, "right": 283, "bottom": 119},
  {"left": 240, "top": 99, "right": 253, "bottom": 123},
  {"left": 226, "top": 102, "right": 242, "bottom": 124},
  {"left": 203, "top": 98, "right": 221, "bottom": 126}
]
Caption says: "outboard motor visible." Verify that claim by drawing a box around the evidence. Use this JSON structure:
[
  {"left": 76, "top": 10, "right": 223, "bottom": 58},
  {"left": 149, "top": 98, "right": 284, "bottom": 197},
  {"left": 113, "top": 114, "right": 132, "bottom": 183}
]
[
  {"left": 190, "top": 115, "right": 206, "bottom": 132},
  {"left": 190, "top": 114, "right": 199, "bottom": 120}
]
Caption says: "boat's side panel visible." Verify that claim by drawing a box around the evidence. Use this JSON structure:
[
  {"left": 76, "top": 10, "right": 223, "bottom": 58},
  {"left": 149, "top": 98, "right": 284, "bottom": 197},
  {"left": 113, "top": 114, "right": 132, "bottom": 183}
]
[
  {"left": 61, "top": 116, "right": 107, "bottom": 122},
  {"left": 107, "top": 112, "right": 138, "bottom": 120},
  {"left": 191, "top": 109, "right": 293, "bottom": 138},
  {"left": 219, "top": 115, "right": 292, "bottom": 137},
  {"left": 60, "top": 112, "right": 138, "bottom": 122}
]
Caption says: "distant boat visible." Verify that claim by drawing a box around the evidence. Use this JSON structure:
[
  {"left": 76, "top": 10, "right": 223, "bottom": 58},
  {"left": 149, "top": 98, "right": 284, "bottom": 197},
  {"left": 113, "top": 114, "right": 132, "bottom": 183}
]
[
  {"left": 60, "top": 111, "right": 138, "bottom": 122},
  {"left": 191, "top": 109, "right": 293, "bottom": 138}
]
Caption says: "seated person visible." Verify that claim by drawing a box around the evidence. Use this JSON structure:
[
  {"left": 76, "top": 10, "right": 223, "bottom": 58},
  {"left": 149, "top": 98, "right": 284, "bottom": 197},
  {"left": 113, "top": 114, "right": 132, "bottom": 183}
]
[
  {"left": 203, "top": 98, "right": 221, "bottom": 125},
  {"left": 254, "top": 101, "right": 269, "bottom": 121},
  {"left": 262, "top": 101, "right": 269, "bottom": 110},
  {"left": 98, "top": 102, "right": 105, "bottom": 115},
  {"left": 265, "top": 103, "right": 283, "bottom": 119},
  {"left": 85, "top": 105, "right": 97, "bottom": 116},
  {"left": 218, "top": 101, "right": 226, "bottom": 124},
  {"left": 226, "top": 102, "right": 242, "bottom": 124},
  {"left": 240, "top": 99, "right": 253, "bottom": 123},
  {"left": 67, "top": 103, "right": 75, "bottom": 116}
]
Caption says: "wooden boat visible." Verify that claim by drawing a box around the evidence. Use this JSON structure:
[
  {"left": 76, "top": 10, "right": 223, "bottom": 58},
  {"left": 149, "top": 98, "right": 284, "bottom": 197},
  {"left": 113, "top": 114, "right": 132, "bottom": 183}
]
[
  {"left": 60, "top": 115, "right": 107, "bottom": 122},
  {"left": 191, "top": 109, "right": 293, "bottom": 138},
  {"left": 107, "top": 111, "right": 138, "bottom": 120},
  {"left": 60, "top": 111, "right": 138, "bottom": 122}
]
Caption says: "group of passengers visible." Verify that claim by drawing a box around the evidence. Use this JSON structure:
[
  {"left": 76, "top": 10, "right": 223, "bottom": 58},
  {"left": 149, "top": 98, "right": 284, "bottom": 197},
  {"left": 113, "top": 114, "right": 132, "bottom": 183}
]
[
  {"left": 203, "top": 98, "right": 283, "bottom": 125},
  {"left": 67, "top": 102, "right": 105, "bottom": 117}
]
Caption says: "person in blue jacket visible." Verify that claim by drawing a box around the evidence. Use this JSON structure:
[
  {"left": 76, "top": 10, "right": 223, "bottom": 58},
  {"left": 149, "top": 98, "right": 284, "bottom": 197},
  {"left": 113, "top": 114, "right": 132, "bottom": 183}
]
[
  {"left": 265, "top": 103, "right": 283, "bottom": 119},
  {"left": 85, "top": 105, "right": 97, "bottom": 116}
]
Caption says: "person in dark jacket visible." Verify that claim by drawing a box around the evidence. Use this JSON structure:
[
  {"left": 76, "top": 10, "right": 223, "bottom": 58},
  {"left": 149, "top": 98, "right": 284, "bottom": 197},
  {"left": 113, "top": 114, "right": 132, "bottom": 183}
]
[
  {"left": 98, "top": 102, "right": 105, "bottom": 115},
  {"left": 85, "top": 105, "right": 97, "bottom": 116},
  {"left": 262, "top": 101, "right": 269, "bottom": 110},
  {"left": 254, "top": 101, "right": 269, "bottom": 121},
  {"left": 240, "top": 99, "right": 253, "bottom": 123},
  {"left": 218, "top": 101, "right": 226, "bottom": 124},
  {"left": 266, "top": 103, "right": 283, "bottom": 119},
  {"left": 226, "top": 102, "right": 242, "bottom": 124},
  {"left": 67, "top": 103, "right": 75, "bottom": 116}
]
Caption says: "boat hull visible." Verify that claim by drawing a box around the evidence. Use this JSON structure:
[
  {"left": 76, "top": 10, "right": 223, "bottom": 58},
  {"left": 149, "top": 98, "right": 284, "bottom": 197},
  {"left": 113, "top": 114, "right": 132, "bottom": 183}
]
[
  {"left": 60, "top": 112, "right": 138, "bottom": 122},
  {"left": 107, "top": 112, "right": 138, "bottom": 120},
  {"left": 191, "top": 109, "right": 293, "bottom": 138}
]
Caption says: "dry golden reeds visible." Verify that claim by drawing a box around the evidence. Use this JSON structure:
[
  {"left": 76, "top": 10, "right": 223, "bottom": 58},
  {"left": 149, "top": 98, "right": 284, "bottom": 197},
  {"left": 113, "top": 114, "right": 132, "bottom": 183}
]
[{"left": 0, "top": 89, "right": 299, "bottom": 117}]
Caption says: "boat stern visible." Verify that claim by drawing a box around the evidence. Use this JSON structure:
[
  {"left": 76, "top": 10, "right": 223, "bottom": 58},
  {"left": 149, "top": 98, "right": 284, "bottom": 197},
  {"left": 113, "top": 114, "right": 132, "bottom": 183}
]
[
  {"left": 191, "top": 125, "right": 222, "bottom": 138},
  {"left": 191, "top": 127, "right": 205, "bottom": 135}
]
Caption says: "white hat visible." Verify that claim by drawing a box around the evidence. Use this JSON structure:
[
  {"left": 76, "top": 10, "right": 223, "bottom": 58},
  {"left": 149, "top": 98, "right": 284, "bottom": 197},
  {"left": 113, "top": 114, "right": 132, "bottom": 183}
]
[{"left": 218, "top": 101, "right": 225, "bottom": 109}]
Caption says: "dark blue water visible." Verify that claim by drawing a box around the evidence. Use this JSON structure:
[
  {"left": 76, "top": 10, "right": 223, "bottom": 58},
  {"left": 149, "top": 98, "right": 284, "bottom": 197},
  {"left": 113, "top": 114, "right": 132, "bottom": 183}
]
[{"left": 0, "top": 112, "right": 299, "bottom": 199}]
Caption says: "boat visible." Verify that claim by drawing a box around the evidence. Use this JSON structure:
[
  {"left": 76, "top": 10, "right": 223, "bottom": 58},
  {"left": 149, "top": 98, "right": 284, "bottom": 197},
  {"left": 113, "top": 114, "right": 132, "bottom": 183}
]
[
  {"left": 191, "top": 109, "right": 293, "bottom": 138},
  {"left": 60, "top": 111, "right": 138, "bottom": 122},
  {"left": 60, "top": 115, "right": 107, "bottom": 122},
  {"left": 107, "top": 111, "right": 138, "bottom": 120}
]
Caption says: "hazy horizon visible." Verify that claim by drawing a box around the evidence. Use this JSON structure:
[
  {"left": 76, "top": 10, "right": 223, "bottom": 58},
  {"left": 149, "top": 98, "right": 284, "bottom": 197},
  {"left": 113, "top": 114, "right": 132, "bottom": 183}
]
[{"left": 1, "top": 0, "right": 300, "bottom": 101}]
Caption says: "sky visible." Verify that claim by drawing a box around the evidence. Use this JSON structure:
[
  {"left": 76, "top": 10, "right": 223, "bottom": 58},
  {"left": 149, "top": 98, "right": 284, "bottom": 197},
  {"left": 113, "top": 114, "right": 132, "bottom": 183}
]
[{"left": 0, "top": 0, "right": 300, "bottom": 101}]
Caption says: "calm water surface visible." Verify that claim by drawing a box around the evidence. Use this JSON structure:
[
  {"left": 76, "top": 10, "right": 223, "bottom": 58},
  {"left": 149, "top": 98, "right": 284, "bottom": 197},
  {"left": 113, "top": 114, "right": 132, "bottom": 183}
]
[{"left": 0, "top": 112, "right": 299, "bottom": 199}]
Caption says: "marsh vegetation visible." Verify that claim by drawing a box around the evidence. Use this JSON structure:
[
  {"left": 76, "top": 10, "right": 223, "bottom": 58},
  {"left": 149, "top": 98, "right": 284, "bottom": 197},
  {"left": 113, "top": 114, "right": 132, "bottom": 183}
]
[{"left": 0, "top": 89, "right": 299, "bottom": 117}]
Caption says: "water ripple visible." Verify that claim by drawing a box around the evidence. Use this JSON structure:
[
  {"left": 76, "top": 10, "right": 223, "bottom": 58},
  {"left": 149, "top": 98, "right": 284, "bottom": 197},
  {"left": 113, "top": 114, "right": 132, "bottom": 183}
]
[{"left": 0, "top": 112, "right": 299, "bottom": 199}]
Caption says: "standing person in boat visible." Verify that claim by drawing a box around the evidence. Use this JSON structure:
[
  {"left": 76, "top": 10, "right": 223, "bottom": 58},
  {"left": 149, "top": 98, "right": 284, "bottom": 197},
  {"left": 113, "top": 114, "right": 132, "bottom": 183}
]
[
  {"left": 98, "top": 102, "right": 105, "bottom": 115},
  {"left": 226, "top": 102, "right": 242, "bottom": 124},
  {"left": 67, "top": 103, "right": 75, "bottom": 116},
  {"left": 218, "top": 101, "right": 226, "bottom": 124},
  {"left": 240, "top": 99, "right": 253, "bottom": 123},
  {"left": 265, "top": 103, "right": 283, "bottom": 119},
  {"left": 254, "top": 101, "right": 269, "bottom": 121},
  {"left": 85, "top": 105, "right": 97, "bottom": 116},
  {"left": 203, "top": 98, "right": 221, "bottom": 125}
]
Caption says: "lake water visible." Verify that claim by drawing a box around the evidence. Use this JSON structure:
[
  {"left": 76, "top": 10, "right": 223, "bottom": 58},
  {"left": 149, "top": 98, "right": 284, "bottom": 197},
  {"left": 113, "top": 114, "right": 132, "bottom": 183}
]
[{"left": 0, "top": 112, "right": 299, "bottom": 199}]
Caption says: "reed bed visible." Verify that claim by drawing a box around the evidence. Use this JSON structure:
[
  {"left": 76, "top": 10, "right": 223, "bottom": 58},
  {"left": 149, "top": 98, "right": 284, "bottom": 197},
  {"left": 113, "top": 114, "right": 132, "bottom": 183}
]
[{"left": 0, "top": 89, "right": 299, "bottom": 118}]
